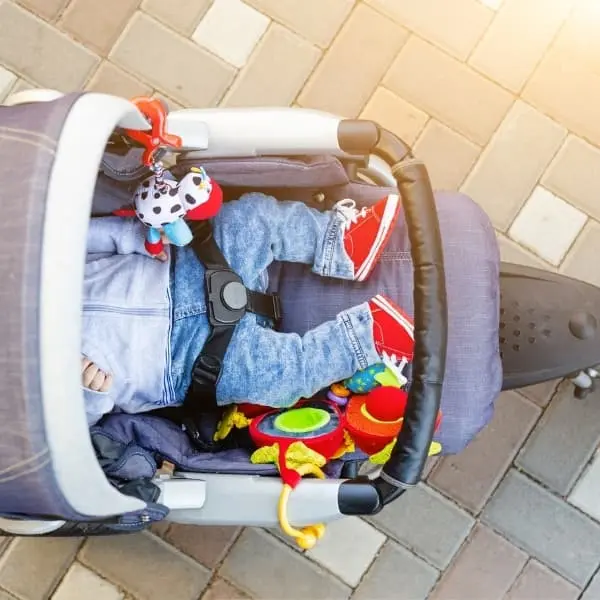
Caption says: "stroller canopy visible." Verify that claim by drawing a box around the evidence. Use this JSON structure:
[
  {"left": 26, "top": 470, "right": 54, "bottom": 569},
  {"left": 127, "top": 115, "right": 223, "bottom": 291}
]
[{"left": 0, "top": 93, "right": 152, "bottom": 520}]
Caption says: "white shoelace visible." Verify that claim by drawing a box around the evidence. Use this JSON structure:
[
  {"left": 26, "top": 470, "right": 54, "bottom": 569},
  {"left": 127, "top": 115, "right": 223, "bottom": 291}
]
[
  {"left": 381, "top": 352, "right": 409, "bottom": 388},
  {"left": 333, "top": 199, "right": 368, "bottom": 231}
]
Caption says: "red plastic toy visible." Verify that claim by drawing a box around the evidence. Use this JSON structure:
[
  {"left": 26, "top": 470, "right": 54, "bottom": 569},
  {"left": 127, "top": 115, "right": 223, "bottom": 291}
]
[
  {"left": 123, "top": 97, "right": 182, "bottom": 166},
  {"left": 345, "top": 386, "right": 442, "bottom": 455}
]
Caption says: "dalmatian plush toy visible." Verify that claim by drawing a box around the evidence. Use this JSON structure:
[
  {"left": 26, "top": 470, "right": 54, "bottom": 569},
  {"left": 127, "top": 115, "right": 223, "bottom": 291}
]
[{"left": 115, "top": 166, "right": 223, "bottom": 256}]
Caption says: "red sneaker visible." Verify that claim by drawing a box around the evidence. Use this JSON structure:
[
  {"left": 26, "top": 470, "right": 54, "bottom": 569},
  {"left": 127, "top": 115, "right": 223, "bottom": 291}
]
[
  {"left": 369, "top": 294, "right": 414, "bottom": 365},
  {"left": 336, "top": 195, "right": 402, "bottom": 282}
]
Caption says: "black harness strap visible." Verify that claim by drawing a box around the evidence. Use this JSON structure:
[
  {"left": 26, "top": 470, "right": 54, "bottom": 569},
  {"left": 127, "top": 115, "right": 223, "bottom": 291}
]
[{"left": 155, "top": 220, "right": 281, "bottom": 450}]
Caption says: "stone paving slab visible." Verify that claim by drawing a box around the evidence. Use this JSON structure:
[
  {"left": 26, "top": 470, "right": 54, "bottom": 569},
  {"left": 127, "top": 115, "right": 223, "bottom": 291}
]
[
  {"left": 245, "top": 0, "right": 354, "bottom": 48},
  {"left": 413, "top": 119, "right": 480, "bottom": 191},
  {"left": 305, "top": 517, "right": 385, "bottom": 587},
  {"left": 516, "top": 383, "right": 600, "bottom": 496},
  {"left": 111, "top": 12, "right": 236, "bottom": 107},
  {"left": 509, "top": 185, "right": 587, "bottom": 266},
  {"left": 2, "top": 0, "right": 600, "bottom": 598},
  {"left": 543, "top": 135, "right": 600, "bottom": 223},
  {"left": 518, "top": 379, "right": 560, "bottom": 408},
  {"left": 222, "top": 23, "right": 320, "bottom": 108},
  {"left": 562, "top": 219, "right": 600, "bottom": 288},
  {"left": 352, "top": 540, "right": 439, "bottom": 600},
  {"left": 201, "top": 577, "right": 250, "bottom": 600},
  {"left": 523, "top": 0, "right": 600, "bottom": 147},
  {"left": 429, "top": 524, "right": 527, "bottom": 600},
  {"left": 0, "top": 1, "right": 99, "bottom": 90},
  {"left": 298, "top": 3, "right": 408, "bottom": 117},
  {"left": 51, "top": 563, "right": 124, "bottom": 600},
  {"left": 192, "top": 0, "right": 270, "bottom": 69},
  {"left": 582, "top": 570, "right": 600, "bottom": 600},
  {"left": 483, "top": 470, "right": 600, "bottom": 586},
  {"left": 568, "top": 449, "right": 600, "bottom": 523},
  {"left": 59, "top": 0, "right": 140, "bottom": 55},
  {"left": 370, "top": 483, "right": 474, "bottom": 569},
  {"left": 367, "top": 0, "right": 494, "bottom": 61},
  {"left": 461, "top": 100, "right": 567, "bottom": 231},
  {"left": 162, "top": 524, "right": 241, "bottom": 570},
  {"left": 14, "top": 0, "right": 69, "bottom": 21},
  {"left": 0, "top": 538, "right": 82, "bottom": 600},
  {"left": 429, "top": 391, "right": 540, "bottom": 514},
  {"left": 385, "top": 35, "right": 513, "bottom": 146},
  {"left": 505, "top": 560, "right": 579, "bottom": 600},
  {"left": 468, "top": 0, "right": 575, "bottom": 94},
  {"left": 361, "top": 86, "right": 429, "bottom": 147},
  {"left": 219, "top": 528, "right": 351, "bottom": 600},
  {"left": 80, "top": 532, "right": 211, "bottom": 600}
]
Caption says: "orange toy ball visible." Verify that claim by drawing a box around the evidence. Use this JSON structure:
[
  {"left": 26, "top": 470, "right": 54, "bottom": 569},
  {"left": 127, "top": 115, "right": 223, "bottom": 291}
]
[{"left": 365, "top": 387, "right": 407, "bottom": 422}]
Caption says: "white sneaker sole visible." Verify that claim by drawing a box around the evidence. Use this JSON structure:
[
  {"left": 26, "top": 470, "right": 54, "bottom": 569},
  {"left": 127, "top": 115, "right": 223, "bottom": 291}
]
[
  {"left": 355, "top": 194, "right": 400, "bottom": 282},
  {"left": 372, "top": 294, "right": 415, "bottom": 339}
]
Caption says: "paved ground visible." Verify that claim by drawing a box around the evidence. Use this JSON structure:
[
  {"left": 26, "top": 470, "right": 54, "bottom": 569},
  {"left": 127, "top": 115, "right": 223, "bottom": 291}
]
[{"left": 2, "top": 0, "right": 600, "bottom": 598}]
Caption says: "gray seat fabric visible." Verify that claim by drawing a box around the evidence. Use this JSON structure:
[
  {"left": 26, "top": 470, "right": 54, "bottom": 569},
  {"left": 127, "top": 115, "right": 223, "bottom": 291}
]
[
  {"left": 274, "top": 191, "right": 502, "bottom": 454},
  {"left": 93, "top": 154, "right": 502, "bottom": 456}
]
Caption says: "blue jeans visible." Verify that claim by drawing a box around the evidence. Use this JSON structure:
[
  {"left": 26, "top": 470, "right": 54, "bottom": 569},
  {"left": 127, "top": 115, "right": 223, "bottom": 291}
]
[{"left": 169, "top": 193, "right": 380, "bottom": 408}]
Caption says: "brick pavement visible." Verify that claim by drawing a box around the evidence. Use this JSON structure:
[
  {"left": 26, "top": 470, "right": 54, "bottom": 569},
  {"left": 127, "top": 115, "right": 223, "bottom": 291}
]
[{"left": 2, "top": 0, "right": 600, "bottom": 598}]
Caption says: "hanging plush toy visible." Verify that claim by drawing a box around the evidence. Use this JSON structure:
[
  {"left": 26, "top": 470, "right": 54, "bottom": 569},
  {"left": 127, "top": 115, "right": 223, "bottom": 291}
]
[
  {"left": 115, "top": 96, "right": 223, "bottom": 256},
  {"left": 115, "top": 166, "right": 223, "bottom": 256}
]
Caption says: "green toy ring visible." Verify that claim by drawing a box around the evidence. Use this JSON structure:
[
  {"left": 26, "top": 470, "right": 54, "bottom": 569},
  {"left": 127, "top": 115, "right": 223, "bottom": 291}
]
[{"left": 274, "top": 407, "right": 331, "bottom": 434}]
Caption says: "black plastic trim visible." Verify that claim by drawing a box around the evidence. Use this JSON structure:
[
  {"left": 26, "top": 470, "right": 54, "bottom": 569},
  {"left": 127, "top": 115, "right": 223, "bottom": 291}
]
[
  {"left": 379, "top": 159, "right": 448, "bottom": 489},
  {"left": 337, "top": 479, "right": 383, "bottom": 516},
  {"left": 372, "top": 128, "right": 412, "bottom": 165},
  {"left": 499, "top": 262, "right": 600, "bottom": 390},
  {"left": 337, "top": 120, "right": 379, "bottom": 155}
]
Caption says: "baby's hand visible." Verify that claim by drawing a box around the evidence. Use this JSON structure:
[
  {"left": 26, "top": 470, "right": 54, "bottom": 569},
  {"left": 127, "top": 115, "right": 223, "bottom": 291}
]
[{"left": 81, "top": 357, "right": 113, "bottom": 392}]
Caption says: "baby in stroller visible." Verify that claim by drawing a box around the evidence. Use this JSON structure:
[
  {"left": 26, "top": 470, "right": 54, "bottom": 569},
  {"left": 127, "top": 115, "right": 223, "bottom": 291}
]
[{"left": 82, "top": 170, "right": 415, "bottom": 426}]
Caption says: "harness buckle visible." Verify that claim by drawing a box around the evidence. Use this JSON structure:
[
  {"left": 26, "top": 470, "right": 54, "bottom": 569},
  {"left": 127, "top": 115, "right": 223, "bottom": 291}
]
[{"left": 205, "top": 268, "right": 248, "bottom": 327}]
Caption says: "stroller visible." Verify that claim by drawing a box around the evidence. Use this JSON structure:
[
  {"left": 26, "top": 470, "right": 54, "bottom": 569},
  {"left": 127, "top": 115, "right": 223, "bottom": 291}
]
[{"left": 1, "top": 91, "right": 600, "bottom": 544}]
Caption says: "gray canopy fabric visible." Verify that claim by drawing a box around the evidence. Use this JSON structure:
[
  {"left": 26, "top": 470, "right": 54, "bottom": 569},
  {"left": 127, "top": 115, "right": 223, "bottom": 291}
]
[
  {"left": 0, "top": 95, "right": 85, "bottom": 518},
  {"left": 0, "top": 95, "right": 149, "bottom": 522}
]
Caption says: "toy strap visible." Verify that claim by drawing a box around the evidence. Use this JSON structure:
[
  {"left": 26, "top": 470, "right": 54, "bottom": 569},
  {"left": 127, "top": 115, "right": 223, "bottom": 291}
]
[{"left": 277, "top": 462, "right": 326, "bottom": 550}]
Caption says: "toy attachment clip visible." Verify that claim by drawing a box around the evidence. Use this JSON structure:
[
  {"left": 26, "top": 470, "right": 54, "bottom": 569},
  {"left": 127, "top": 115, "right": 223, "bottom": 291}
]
[{"left": 123, "top": 96, "right": 183, "bottom": 167}]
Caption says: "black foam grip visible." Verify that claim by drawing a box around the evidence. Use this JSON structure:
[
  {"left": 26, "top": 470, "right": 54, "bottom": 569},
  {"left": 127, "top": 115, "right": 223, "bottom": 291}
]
[{"left": 381, "top": 159, "right": 448, "bottom": 488}]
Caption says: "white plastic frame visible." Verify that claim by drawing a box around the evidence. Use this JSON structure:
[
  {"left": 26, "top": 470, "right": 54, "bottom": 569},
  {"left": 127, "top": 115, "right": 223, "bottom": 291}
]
[
  {"left": 165, "top": 473, "right": 344, "bottom": 528},
  {"left": 40, "top": 93, "right": 149, "bottom": 518},
  {"left": 166, "top": 107, "right": 345, "bottom": 158}
]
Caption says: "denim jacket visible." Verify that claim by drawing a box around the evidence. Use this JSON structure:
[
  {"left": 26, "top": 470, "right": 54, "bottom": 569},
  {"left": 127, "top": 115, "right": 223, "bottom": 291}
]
[{"left": 82, "top": 217, "right": 172, "bottom": 425}]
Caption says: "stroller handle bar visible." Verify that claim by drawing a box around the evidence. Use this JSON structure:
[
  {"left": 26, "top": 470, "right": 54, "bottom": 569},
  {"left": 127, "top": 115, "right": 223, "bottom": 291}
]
[
  {"left": 379, "top": 158, "right": 448, "bottom": 489},
  {"left": 339, "top": 131, "right": 448, "bottom": 512}
]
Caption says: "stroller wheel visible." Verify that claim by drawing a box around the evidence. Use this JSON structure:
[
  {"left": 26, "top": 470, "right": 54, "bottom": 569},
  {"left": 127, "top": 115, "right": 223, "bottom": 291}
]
[{"left": 569, "top": 369, "right": 598, "bottom": 399}]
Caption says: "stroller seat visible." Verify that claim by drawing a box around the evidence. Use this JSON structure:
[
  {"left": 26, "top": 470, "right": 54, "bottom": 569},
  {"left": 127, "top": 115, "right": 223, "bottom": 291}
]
[
  {"left": 90, "top": 151, "right": 501, "bottom": 481},
  {"left": 0, "top": 92, "right": 493, "bottom": 538}
]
